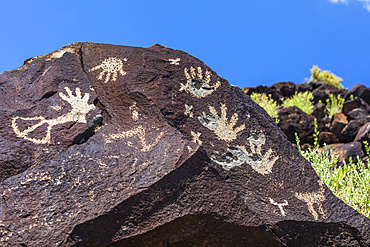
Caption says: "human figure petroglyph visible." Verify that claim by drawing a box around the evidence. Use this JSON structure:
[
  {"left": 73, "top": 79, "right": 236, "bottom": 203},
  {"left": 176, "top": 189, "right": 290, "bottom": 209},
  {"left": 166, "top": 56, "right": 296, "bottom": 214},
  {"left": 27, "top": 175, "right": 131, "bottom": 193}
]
[
  {"left": 269, "top": 198, "right": 288, "bottom": 216},
  {"left": 198, "top": 103, "right": 245, "bottom": 142},
  {"left": 191, "top": 131, "right": 202, "bottom": 145},
  {"left": 104, "top": 125, "right": 164, "bottom": 152},
  {"left": 211, "top": 130, "right": 278, "bottom": 173},
  {"left": 90, "top": 57, "right": 127, "bottom": 83},
  {"left": 184, "top": 104, "right": 193, "bottom": 118},
  {"left": 295, "top": 180, "right": 326, "bottom": 220},
  {"left": 11, "top": 87, "right": 96, "bottom": 144},
  {"left": 129, "top": 102, "right": 139, "bottom": 121},
  {"left": 180, "top": 66, "right": 221, "bottom": 98}
]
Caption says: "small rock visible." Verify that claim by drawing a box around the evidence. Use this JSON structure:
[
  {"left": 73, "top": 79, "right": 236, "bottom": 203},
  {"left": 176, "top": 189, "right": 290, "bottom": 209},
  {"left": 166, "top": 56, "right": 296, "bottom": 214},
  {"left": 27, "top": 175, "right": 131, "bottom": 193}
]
[
  {"left": 340, "top": 119, "right": 367, "bottom": 143},
  {"left": 345, "top": 84, "right": 366, "bottom": 101},
  {"left": 329, "top": 113, "right": 348, "bottom": 139},
  {"left": 342, "top": 97, "right": 370, "bottom": 115},
  {"left": 319, "top": 131, "right": 339, "bottom": 146},
  {"left": 347, "top": 108, "right": 370, "bottom": 121},
  {"left": 354, "top": 122, "right": 370, "bottom": 153},
  {"left": 322, "top": 142, "right": 364, "bottom": 166}
]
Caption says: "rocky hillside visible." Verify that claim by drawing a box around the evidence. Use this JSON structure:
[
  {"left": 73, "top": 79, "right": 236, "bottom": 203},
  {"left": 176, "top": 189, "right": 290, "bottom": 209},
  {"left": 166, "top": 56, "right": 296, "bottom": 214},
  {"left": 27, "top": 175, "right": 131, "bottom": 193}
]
[
  {"left": 244, "top": 82, "right": 370, "bottom": 165},
  {"left": 0, "top": 43, "right": 369, "bottom": 246}
]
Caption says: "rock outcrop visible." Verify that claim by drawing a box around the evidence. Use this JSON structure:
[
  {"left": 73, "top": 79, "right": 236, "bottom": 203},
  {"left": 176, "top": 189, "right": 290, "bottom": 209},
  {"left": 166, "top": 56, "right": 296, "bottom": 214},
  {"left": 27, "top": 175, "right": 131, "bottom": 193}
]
[
  {"left": 0, "top": 43, "right": 369, "bottom": 246},
  {"left": 244, "top": 81, "right": 370, "bottom": 165}
]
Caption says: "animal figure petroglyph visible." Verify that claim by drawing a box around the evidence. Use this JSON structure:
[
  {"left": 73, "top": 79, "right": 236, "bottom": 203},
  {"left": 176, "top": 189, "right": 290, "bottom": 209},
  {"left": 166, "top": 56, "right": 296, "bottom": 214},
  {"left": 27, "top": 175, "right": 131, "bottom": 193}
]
[
  {"left": 198, "top": 103, "right": 245, "bottom": 142},
  {"left": 269, "top": 198, "right": 288, "bottom": 216},
  {"left": 11, "top": 87, "right": 96, "bottom": 144},
  {"left": 211, "top": 130, "right": 278, "bottom": 173},
  {"left": 104, "top": 125, "right": 164, "bottom": 152},
  {"left": 180, "top": 66, "right": 220, "bottom": 98},
  {"left": 295, "top": 180, "right": 327, "bottom": 220},
  {"left": 90, "top": 57, "right": 127, "bottom": 83}
]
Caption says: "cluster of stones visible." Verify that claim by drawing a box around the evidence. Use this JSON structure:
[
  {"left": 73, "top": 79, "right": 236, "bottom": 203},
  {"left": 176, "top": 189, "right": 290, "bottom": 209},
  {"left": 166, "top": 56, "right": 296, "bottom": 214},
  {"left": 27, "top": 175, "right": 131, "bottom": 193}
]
[{"left": 244, "top": 82, "right": 370, "bottom": 165}]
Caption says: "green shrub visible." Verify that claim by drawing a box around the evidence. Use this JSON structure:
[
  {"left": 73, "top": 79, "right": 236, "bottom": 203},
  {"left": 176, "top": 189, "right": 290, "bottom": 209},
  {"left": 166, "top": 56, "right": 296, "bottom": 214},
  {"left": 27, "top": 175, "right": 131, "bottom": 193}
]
[
  {"left": 326, "top": 94, "right": 345, "bottom": 118},
  {"left": 310, "top": 65, "right": 344, "bottom": 89},
  {"left": 283, "top": 91, "right": 314, "bottom": 115},
  {"left": 250, "top": 93, "right": 279, "bottom": 119},
  {"left": 296, "top": 133, "right": 370, "bottom": 218}
]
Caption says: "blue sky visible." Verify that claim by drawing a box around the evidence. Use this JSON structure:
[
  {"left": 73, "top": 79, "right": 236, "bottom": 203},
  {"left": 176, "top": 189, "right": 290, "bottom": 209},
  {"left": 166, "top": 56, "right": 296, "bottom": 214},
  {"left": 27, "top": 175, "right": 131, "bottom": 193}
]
[{"left": 1, "top": 0, "right": 369, "bottom": 89}]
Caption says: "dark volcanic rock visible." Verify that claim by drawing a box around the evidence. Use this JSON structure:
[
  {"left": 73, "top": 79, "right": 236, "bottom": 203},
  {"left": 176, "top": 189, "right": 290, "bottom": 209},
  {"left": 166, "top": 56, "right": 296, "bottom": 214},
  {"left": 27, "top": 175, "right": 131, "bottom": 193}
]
[
  {"left": 345, "top": 84, "right": 367, "bottom": 101},
  {"left": 345, "top": 84, "right": 370, "bottom": 103},
  {"left": 264, "top": 82, "right": 295, "bottom": 104},
  {"left": 341, "top": 120, "right": 367, "bottom": 143},
  {"left": 318, "top": 131, "right": 339, "bottom": 146},
  {"left": 0, "top": 43, "right": 369, "bottom": 246},
  {"left": 354, "top": 122, "right": 370, "bottom": 153},
  {"left": 342, "top": 97, "right": 370, "bottom": 115},
  {"left": 347, "top": 108, "right": 370, "bottom": 122},
  {"left": 312, "top": 83, "right": 346, "bottom": 105},
  {"left": 322, "top": 142, "right": 364, "bottom": 166},
  {"left": 277, "top": 106, "right": 315, "bottom": 145},
  {"left": 329, "top": 113, "right": 348, "bottom": 139}
]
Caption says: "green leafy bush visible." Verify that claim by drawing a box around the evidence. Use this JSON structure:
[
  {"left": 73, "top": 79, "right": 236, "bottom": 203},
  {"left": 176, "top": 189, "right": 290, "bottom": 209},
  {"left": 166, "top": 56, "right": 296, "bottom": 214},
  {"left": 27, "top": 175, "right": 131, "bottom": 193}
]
[
  {"left": 283, "top": 91, "right": 314, "bottom": 115},
  {"left": 296, "top": 133, "right": 370, "bottom": 218},
  {"left": 310, "top": 65, "right": 344, "bottom": 89},
  {"left": 250, "top": 93, "right": 279, "bottom": 119},
  {"left": 326, "top": 94, "right": 345, "bottom": 118}
]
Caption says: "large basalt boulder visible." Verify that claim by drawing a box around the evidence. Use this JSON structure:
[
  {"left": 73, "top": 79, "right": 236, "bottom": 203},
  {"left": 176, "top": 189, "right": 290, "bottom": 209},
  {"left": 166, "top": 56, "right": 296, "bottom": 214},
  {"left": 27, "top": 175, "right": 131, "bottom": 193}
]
[{"left": 0, "top": 43, "right": 369, "bottom": 246}]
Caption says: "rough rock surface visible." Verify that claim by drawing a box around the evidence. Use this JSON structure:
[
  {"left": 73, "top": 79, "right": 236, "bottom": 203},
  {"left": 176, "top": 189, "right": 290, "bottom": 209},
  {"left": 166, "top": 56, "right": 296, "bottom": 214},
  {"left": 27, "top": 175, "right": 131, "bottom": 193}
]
[
  {"left": 0, "top": 43, "right": 370, "bottom": 246},
  {"left": 277, "top": 106, "right": 315, "bottom": 145}
]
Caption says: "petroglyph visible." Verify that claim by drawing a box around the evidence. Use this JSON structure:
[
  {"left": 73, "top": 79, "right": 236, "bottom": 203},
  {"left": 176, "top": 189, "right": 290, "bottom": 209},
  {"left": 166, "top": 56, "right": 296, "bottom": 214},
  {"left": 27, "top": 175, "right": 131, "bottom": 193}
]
[
  {"left": 242, "top": 130, "right": 278, "bottom": 174},
  {"left": 269, "top": 198, "right": 288, "bottom": 216},
  {"left": 90, "top": 57, "right": 127, "bottom": 83},
  {"left": 211, "top": 130, "right": 278, "bottom": 173},
  {"left": 184, "top": 104, "right": 193, "bottom": 118},
  {"left": 168, "top": 58, "right": 180, "bottom": 65},
  {"left": 191, "top": 131, "right": 202, "bottom": 145},
  {"left": 295, "top": 180, "right": 326, "bottom": 220},
  {"left": 104, "top": 125, "right": 164, "bottom": 152},
  {"left": 180, "top": 66, "right": 221, "bottom": 98},
  {"left": 129, "top": 102, "right": 139, "bottom": 121},
  {"left": 50, "top": 105, "right": 62, "bottom": 111},
  {"left": 198, "top": 103, "right": 245, "bottom": 142},
  {"left": 11, "top": 87, "right": 95, "bottom": 144}
]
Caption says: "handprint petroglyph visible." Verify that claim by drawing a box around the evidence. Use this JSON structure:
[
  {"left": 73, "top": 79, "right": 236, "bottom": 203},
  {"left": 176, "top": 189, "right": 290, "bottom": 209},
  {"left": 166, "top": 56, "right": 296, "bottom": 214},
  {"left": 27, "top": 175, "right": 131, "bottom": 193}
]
[
  {"left": 295, "top": 180, "right": 326, "bottom": 220},
  {"left": 242, "top": 130, "right": 278, "bottom": 174},
  {"left": 11, "top": 87, "right": 95, "bottom": 144},
  {"left": 211, "top": 130, "right": 278, "bottom": 173},
  {"left": 90, "top": 57, "right": 127, "bottom": 83},
  {"left": 269, "top": 198, "right": 288, "bottom": 216},
  {"left": 180, "top": 66, "right": 220, "bottom": 98},
  {"left": 198, "top": 103, "right": 245, "bottom": 142}
]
